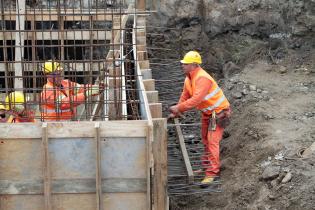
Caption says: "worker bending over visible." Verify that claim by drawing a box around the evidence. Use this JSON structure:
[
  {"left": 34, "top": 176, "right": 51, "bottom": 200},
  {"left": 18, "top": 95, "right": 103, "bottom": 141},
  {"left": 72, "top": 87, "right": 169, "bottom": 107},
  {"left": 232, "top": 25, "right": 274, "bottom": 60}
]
[
  {"left": 1, "top": 91, "right": 35, "bottom": 123},
  {"left": 41, "top": 61, "right": 104, "bottom": 121},
  {"left": 169, "top": 51, "right": 231, "bottom": 186}
]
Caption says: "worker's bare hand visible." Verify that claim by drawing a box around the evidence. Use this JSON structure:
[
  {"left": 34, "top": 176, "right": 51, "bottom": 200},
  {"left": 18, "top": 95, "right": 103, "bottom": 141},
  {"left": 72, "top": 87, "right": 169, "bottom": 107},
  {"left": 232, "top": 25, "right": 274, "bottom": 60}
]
[
  {"left": 167, "top": 113, "right": 176, "bottom": 120},
  {"left": 98, "top": 82, "right": 107, "bottom": 91},
  {"left": 169, "top": 105, "right": 179, "bottom": 115}
]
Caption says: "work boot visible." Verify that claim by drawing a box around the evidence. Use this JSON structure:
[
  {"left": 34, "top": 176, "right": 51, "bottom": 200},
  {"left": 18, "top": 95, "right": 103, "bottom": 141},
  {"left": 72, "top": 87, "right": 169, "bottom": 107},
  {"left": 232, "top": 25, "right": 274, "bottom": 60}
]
[{"left": 200, "top": 176, "right": 215, "bottom": 188}]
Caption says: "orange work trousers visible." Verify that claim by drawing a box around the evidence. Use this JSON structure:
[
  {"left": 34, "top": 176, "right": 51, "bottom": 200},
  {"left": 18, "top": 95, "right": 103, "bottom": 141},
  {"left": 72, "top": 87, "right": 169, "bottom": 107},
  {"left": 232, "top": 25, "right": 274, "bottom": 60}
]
[{"left": 201, "top": 113, "right": 224, "bottom": 177}]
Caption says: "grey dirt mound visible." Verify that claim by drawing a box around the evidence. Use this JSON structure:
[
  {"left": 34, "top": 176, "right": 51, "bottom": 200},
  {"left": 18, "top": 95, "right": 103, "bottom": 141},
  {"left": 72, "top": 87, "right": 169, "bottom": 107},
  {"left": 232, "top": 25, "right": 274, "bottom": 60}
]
[{"left": 147, "top": 0, "right": 315, "bottom": 209}]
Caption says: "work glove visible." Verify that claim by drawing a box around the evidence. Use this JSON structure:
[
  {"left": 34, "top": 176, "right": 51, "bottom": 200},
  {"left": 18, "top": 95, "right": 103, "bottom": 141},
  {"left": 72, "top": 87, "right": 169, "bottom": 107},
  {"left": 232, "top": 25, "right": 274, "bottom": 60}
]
[
  {"left": 14, "top": 104, "right": 25, "bottom": 113},
  {"left": 86, "top": 85, "right": 100, "bottom": 96}
]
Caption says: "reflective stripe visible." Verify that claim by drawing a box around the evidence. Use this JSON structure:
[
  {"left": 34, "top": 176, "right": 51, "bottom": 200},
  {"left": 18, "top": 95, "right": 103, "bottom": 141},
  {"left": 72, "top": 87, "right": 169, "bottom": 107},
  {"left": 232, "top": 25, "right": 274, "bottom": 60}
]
[
  {"left": 74, "top": 83, "right": 81, "bottom": 94},
  {"left": 43, "top": 108, "right": 72, "bottom": 113},
  {"left": 204, "top": 87, "right": 221, "bottom": 101},
  {"left": 201, "top": 95, "right": 226, "bottom": 112}
]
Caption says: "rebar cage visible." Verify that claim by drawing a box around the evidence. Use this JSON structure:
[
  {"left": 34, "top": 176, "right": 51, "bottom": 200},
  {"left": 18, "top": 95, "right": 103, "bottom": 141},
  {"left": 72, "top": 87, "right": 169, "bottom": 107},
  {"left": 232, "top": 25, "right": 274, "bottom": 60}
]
[{"left": 0, "top": 0, "right": 147, "bottom": 121}]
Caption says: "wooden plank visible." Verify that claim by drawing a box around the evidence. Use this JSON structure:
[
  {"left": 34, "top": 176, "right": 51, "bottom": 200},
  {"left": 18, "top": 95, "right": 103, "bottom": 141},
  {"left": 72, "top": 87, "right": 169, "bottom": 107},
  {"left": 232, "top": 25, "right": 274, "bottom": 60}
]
[
  {"left": 139, "top": 60, "right": 150, "bottom": 69},
  {"left": 152, "top": 119, "right": 167, "bottom": 210},
  {"left": 136, "top": 36, "right": 147, "bottom": 45},
  {"left": 42, "top": 123, "right": 52, "bottom": 210},
  {"left": 143, "top": 79, "right": 155, "bottom": 91},
  {"left": 0, "top": 193, "right": 147, "bottom": 210},
  {"left": 95, "top": 123, "right": 103, "bottom": 210},
  {"left": 0, "top": 121, "right": 148, "bottom": 139},
  {"left": 137, "top": 51, "right": 148, "bottom": 60},
  {"left": 141, "top": 69, "right": 152, "bottom": 79},
  {"left": 137, "top": 45, "right": 147, "bottom": 51},
  {"left": 146, "top": 91, "right": 159, "bottom": 103},
  {"left": 149, "top": 103, "right": 162, "bottom": 118},
  {"left": 137, "top": 0, "right": 146, "bottom": 10},
  {"left": 0, "top": 31, "right": 112, "bottom": 41},
  {"left": 0, "top": 178, "right": 146, "bottom": 194},
  {"left": 174, "top": 118, "right": 194, "bottom": 183}
]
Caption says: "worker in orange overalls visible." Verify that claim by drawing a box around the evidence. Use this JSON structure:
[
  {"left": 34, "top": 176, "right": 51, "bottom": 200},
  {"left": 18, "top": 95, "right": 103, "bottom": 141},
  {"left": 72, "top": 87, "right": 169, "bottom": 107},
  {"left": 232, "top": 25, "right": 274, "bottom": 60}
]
[
  {"left": 169, "top": 51, "right": 231, "bottom": 186},
  {"left": 41, "top": 60, "right": 104, "bottom": 121},
  {"left": 1, "top": 91, "right": 35, "bottom": 123}
]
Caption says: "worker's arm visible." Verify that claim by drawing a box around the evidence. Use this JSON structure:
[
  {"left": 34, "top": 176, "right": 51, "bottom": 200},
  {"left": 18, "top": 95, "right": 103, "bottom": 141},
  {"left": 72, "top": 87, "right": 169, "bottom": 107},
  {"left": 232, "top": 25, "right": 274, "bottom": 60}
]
[
  {"left": 42, "top": 90, "right": 86, "bottom": 110},
  {"left": 178, "top": 82, "right": 190, "bottom": 104},
  {"left": 177, "top": 77, "right": 212, "bottom": 113}
]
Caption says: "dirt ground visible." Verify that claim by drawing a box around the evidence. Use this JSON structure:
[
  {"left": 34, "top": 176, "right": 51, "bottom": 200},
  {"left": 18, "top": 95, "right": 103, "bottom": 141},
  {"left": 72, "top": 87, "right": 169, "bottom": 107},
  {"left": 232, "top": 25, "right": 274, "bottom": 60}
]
[{"left": 147, "top": 1, "right": 315, "bottom": 209}]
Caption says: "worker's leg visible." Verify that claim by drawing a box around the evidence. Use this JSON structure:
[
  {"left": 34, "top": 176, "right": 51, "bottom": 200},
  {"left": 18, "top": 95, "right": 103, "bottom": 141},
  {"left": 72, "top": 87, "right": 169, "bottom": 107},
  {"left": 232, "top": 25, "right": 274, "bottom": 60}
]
[
  {"left": 205, "top": 125, "right": 224, "bottom": 177},
  {"left": 201, "top": 113, "right": 211, "bottom": 171}
]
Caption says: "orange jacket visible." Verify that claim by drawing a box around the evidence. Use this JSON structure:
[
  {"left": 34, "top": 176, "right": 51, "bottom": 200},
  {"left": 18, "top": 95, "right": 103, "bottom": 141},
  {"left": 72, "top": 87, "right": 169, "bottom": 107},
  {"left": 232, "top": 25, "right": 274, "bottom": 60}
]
[
  {"left": 41, "top": 79, "right": 89, "bottom": 121},
  {"left": 177, "top": 67, "right": 230, "bottom": 115}
]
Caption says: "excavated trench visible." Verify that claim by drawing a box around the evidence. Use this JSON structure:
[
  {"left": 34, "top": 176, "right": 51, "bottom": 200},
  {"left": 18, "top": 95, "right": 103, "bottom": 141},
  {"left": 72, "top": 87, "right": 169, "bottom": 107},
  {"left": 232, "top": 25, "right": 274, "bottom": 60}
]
[{"left": 147, "top": 1, "right": 315, "bottom": 209}]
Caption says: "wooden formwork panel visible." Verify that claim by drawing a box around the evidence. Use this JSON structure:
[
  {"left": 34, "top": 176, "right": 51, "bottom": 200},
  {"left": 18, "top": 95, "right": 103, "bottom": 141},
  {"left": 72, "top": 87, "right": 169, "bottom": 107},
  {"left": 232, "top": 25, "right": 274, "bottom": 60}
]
[
  {"left": 143, "top": 79, "right": 155, "bottom": 91},
  {"left": 0, "top": 121, "right": 149, "bottom": 210},
  {"left": 146, "top": 91, "right": 159, "bottom": 103},
  {"left": 0, "top": 193, "right": 146, "bottom": 210}
]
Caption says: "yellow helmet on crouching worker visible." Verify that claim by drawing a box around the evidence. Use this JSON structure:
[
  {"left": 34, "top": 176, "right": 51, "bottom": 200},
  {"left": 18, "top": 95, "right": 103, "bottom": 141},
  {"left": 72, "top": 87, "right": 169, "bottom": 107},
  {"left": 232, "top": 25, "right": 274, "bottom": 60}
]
[
  {"left": 5, "top": 91, "right": 26, "bottom": 110},
  {"left": 0, "top": 103, "right": 6, "bottom": 110},
  {"left": 43, "top": 60, "right": 63, "bottom": 74},
  {"left": 180, "top": 51, "right": 202, "bottom": 64}
]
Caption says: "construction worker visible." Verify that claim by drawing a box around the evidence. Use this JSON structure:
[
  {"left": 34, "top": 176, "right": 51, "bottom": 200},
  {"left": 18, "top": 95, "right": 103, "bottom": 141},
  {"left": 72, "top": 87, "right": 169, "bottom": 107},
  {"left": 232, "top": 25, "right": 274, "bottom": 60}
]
[
  {"left": 1, "top": 91, "right": 35, "bottom": 123},
  {"left": 41, "top": 60, "right": 104, "bottom": 121},
  {"left": 168, "top": 51, "right": 231, "bottom": 186}
]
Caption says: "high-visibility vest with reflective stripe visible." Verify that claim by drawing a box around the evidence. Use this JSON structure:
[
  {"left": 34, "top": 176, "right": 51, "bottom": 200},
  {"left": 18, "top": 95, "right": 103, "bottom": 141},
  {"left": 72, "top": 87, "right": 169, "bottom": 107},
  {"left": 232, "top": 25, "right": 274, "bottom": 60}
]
[
  {"left": 184, "top": 68, "right": 230, "bottom": 115},
  {"left": 41, "top": 80, "right": 84, "bottom": 121}
]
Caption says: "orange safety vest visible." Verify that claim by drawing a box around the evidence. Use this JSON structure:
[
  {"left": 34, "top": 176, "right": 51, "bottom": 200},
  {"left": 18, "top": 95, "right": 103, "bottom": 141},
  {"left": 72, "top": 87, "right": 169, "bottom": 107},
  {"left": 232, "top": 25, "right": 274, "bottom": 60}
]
[
  {"left": 184, "top": 67, "right": 230, "bottom": 115},
  {"left": 41, "top": 79, "right": 86, "bottom": 121}
]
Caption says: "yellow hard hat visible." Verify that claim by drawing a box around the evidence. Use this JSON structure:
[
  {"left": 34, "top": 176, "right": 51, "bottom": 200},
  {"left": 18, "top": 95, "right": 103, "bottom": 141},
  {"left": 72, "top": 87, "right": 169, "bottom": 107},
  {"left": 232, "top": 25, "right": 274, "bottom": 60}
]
[
  {"left": 0, "top": 103, "right": 5, "bottom": 110},
  {"left": 43, "top": 60, "right": 62, "bottom": 74},
  {"left": 5, "top": 91, "right": 25, "bottom": 110},
  {"left": 180, "top": 51, "right": 202, "bottom": 64}
]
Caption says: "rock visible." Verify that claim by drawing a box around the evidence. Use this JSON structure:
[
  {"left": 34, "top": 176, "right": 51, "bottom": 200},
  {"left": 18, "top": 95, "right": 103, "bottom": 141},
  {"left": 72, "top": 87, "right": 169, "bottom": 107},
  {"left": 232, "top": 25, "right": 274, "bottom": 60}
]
[
  {"left": 249, "top": 85, "right": 257, "bottom": 91},
  {"left": 262, "top": 166, "right": 280, "bottom": 180},
  {"left": 262, "top": 90, "right": 269, "bottom": 95},
  {"left": 257, "top": 89, "right": 262, "bottom": 93},
  {"left": 247, "top": 130, "right": 254, "bottom": 136},
  {"left": 281, "top": 172, "right": 292, "bottom": 183},
  {"left": 268, "top": 194, "right": 276, "bottom": 200},
  {"left": 232, "top": 92, "right": 242, "bottom": 99},
  {"left": 242, "top": 89, "right": 249, "bottom": 95},
  {"left": 227, "top": 84, "right": 234, "bottom": 90},
  {"left": 271, "top": 179, "right": 279, "bottom": 188},
  {"left": 250, "top": 91, "right": 259, "bottom": 98},
  {"left": 279, "top": 66, "right": 287, "bottom": 74}
]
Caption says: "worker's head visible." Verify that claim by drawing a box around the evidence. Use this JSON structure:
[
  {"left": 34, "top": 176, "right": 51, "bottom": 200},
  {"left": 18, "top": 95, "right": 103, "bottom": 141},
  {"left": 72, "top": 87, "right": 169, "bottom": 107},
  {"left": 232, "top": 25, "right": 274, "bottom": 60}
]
[
  {"left": 5, "top": 91, "right": 27, "bottom": 113},
  {"left": 43, "top": 60, "right": 63, "bottom": 85},
  {"left": 180, "top": 51, "right": 202, "bottom": 74}
]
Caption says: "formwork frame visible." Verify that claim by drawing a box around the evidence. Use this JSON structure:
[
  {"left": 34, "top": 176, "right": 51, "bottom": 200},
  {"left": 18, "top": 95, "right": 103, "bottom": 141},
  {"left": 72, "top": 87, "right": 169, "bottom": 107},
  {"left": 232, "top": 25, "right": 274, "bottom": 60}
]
[{"left": 0, "top": 1, "right": 168, "bottom": 210}]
